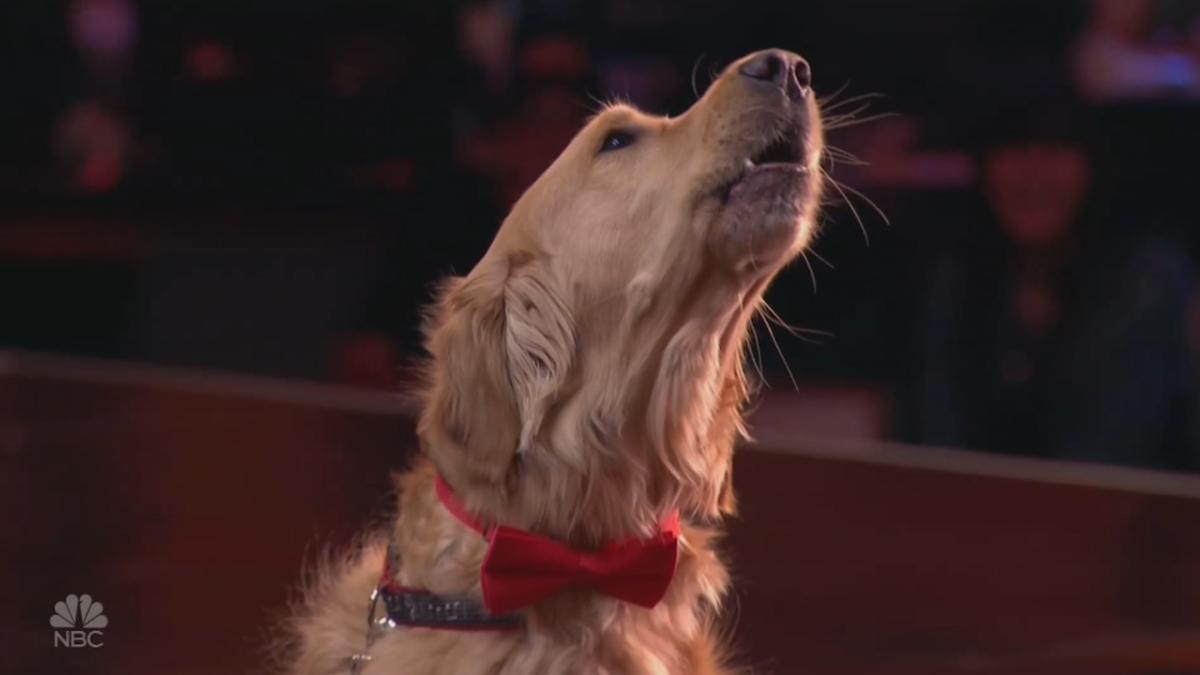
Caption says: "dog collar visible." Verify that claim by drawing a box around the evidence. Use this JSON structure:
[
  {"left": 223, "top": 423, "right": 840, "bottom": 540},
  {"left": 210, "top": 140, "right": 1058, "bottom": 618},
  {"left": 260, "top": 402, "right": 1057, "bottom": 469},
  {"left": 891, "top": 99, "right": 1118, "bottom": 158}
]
[
  {"left": 348, "top": 540, "right": 522, "bottom": 674},
  {"left": 349, "top": 476, "right": 681, "bottom": 673},
  {"left": 374, "top": 538, "right": 523, "bottom": 631}
]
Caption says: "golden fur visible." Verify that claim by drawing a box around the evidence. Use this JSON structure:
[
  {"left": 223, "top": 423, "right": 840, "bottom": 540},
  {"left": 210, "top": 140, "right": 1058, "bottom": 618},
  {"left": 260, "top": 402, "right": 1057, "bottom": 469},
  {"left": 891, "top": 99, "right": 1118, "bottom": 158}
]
[{"left": 280, "top": 49, "right": 825, "bottom": 675}]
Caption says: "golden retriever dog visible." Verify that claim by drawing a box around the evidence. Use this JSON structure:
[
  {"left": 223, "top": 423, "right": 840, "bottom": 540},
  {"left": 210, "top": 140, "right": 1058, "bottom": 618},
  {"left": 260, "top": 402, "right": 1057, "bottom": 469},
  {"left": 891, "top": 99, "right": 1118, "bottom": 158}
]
[{"left": 280, "top": 48, "right": 824, "bottom": 675}]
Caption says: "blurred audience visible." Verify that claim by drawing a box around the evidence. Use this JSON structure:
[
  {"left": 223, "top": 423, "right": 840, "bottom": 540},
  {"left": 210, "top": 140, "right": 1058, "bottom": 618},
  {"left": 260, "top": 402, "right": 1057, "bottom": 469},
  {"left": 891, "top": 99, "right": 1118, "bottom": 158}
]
[
  {"left": 1072, "top": 0, "right": 1200, "bottom": 102},
  {"left": 7, "top": 1, "right": 1200, "bottom": 474},
  {"left": 67, "top": 0, "right": 138, "bottom": 95},
  {"left": 183, "top": 39, "right": 241, "bottom": 83},
  {"left": 457, "top": 34, "right": 591, "bottom": 208},
  {"left": 51, "top": 96, "right": 134, "bottom": 193},
  {"left": 52, "top": 0, "right": 141, "bottom": 193},
  {"left": 328, "top": 162, "right": 501, "bottom": 388},
  {"left": 902, "top": 96, "right": 1195, "bottom": 470},
  {"left": 457, "top": 0, "right": 517, "bottom": 98}
]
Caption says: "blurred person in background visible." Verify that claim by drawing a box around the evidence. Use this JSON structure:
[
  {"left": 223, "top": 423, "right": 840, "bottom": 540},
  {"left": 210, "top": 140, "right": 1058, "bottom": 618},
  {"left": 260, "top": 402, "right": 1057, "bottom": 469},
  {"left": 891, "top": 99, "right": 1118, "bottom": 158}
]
[
  {"left": 51, "top": 0, "right": 141, "bottom": 193},
  {"left": 1068, "top": 0, "right": 1200, "bottom": 266},
  {"left": 901, "top": 96, "right": 1195, "bottom": 470},
  {"left": 68, "top": 0, "right": 138, "bottom": 93},
  {"left": 456, "top": 33, "right": 591, "bottom": 208},
  {"left": 328, "top": 4, "right": 508, "bottom": 388},
  {"left": 1072, "top": 0, "right": 1200, "bottom": 102},
  {"left": 331, "top": 3, "right": 692, "bottom": 387},
  {"left": 457, "top": 0, "right": 517, "bottom": 101},
  {"left": 51, "top": 94, "right": 135, "bottom": 193},
  {"left": 331, "top": 31, "right": 588, "bottom": 388},
  {"left": 0, "top": 0, "right": 143, "bottom": 360}
]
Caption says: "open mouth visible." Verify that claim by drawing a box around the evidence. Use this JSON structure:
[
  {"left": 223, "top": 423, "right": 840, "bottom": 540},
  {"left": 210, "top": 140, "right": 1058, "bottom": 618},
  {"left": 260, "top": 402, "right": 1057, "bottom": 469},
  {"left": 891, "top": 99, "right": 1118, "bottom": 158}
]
[
  {"left": 718, "top": 128, "right": 807, "bottom": 203},
  {"left": 750, "top": 128, "right": 806, "bottom": 166}
]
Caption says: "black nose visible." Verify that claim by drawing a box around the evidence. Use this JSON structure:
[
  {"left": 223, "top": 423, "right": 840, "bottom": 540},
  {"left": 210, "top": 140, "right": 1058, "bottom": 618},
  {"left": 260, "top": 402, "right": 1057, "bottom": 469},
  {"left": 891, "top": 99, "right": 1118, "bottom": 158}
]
[{"left": 738, "top": 49, "right": 811, "bottom": 101}]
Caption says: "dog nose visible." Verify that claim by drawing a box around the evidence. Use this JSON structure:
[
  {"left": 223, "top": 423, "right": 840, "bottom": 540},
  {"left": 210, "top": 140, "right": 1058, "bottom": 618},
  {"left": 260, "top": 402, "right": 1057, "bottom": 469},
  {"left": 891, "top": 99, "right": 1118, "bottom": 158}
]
[{"left": 738, "top": 49, "right": 811, "bottom": 101}]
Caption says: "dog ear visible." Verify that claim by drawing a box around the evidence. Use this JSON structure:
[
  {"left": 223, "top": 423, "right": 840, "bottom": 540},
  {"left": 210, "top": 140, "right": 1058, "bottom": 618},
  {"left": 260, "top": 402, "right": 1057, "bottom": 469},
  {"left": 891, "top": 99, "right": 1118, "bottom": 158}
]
[
  {"left": 502, "top": 265, "right": 576, "bottom": 452},
  {"left": 419, "top": 255, "right": 575, "bottom": 487}
]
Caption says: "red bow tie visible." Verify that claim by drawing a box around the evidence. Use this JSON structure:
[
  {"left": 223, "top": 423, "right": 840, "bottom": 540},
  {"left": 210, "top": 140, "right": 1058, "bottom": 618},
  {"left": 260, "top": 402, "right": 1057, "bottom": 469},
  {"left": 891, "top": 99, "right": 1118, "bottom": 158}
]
[{"left": 435, "top": 474, "right": 681, "bottom": 615}]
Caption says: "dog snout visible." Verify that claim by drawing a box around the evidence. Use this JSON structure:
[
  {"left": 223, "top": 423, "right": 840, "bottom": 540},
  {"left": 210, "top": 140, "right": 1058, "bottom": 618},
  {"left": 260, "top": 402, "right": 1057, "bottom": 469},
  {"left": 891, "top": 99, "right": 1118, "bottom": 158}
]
[{"left": 737, "top": 49, "right": 810, "bottom": 102}]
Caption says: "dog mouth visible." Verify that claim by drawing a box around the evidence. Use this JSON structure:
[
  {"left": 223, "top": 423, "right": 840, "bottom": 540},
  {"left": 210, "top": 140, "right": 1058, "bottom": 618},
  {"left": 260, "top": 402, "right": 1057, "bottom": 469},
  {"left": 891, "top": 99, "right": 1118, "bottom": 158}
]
[
  {"left": 751, "top": 127, "right": 807, "bottom": 166},
  {"left": 705, "top": 122, "right": 819, "bottom": 274},
  {"left": 717, "top": 128, "right": 809, "bottom": 204}
]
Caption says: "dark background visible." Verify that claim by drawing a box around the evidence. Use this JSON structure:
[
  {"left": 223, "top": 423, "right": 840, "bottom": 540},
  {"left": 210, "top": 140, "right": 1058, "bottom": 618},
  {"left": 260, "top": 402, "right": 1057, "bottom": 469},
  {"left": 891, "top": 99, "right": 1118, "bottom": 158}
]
[
  {"left": 3, "top": 2, "right": 1198, "bottom": 448},
  {"left": 4, "top": 1, "right": 1200, "bottom": 673},
  {"left": 2, "top": 1, "right": 1197, "bottom": 393}
]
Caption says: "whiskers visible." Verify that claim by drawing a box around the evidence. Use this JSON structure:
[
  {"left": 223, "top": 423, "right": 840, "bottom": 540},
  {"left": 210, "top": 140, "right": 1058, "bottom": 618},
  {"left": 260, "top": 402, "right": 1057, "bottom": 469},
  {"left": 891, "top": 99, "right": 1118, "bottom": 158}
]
[
  {"left": 746, "top": 299, "right": 834, "bottom": 392},
  {"left": 816, "top": 82, "right": 892, "bottom": 247},
  {"left": 824, "top": 145, "right": 869, "bottom": 167},
  {"left": 690, "top": 53, "right": 712, "bottom": 101},
  {"left": 820, "top": 167, "right": 889, "bottom": 247},
  {"left": 819, "top": 85, "right": 895, "bottom": 132},
  {"left": 583, "top": 91, "right": 636, "bottom": 117},
  {"left": 739, "top": 82, "right": 891, "bottom": 393}
]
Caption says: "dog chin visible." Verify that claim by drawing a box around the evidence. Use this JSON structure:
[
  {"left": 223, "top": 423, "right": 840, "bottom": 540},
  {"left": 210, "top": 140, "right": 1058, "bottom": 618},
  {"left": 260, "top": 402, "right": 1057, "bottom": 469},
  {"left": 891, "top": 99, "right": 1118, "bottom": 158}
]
[{"left": 711, "top": 162, "right": 817, "bottom": 275}]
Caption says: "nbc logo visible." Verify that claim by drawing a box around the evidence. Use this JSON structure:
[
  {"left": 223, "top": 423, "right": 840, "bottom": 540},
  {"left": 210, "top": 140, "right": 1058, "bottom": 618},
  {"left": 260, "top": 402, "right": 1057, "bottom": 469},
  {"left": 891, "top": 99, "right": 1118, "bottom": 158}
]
[{"left": 51, "top": 594, "right": 107, "bottom": 648}]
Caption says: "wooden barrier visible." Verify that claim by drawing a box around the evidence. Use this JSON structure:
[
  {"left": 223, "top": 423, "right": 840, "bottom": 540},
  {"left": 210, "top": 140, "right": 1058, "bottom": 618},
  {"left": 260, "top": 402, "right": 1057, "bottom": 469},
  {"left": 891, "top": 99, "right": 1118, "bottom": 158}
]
[{"left": 3, "top": 351, "right": 1200, "bottom": 675}]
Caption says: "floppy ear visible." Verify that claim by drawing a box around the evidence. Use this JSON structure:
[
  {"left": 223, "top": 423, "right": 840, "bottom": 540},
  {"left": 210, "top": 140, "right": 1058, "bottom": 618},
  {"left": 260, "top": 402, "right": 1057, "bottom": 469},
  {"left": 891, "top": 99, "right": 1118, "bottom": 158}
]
[{"left": 418, "top": 255, "right": 576, "bottom": 487}]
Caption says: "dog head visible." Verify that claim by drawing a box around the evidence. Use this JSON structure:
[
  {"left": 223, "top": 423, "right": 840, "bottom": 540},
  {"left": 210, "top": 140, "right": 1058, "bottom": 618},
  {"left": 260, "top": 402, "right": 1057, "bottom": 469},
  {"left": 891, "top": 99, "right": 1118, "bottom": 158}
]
[{"left": 419, "top": 49, "right": 824, "bottom": 543}]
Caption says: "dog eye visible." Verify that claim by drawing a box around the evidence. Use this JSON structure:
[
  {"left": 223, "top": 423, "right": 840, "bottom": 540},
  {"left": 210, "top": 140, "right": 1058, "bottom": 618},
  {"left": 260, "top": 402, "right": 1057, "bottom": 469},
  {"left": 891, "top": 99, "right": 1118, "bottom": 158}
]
[{"left": 598, "top": 130, "right": 637, "bottom": 154}]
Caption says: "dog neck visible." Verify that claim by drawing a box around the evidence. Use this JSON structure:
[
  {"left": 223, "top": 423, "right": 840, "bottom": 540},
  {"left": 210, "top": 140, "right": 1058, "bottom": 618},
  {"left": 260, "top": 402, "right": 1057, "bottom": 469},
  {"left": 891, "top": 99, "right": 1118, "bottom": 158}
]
[
  {"left": 426, "top": 441, "right": 679, "bottom": 550},
  {"left": 419, "top": 362, "right": 748, "bottom": 548}
]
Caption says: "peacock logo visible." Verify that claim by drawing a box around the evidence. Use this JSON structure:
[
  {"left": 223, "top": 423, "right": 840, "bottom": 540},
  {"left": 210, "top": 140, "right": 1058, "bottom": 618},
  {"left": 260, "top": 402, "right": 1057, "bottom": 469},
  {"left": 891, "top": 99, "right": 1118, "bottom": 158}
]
[{"left": 51, "top": 594, "right": 106, "bottom": 648}]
